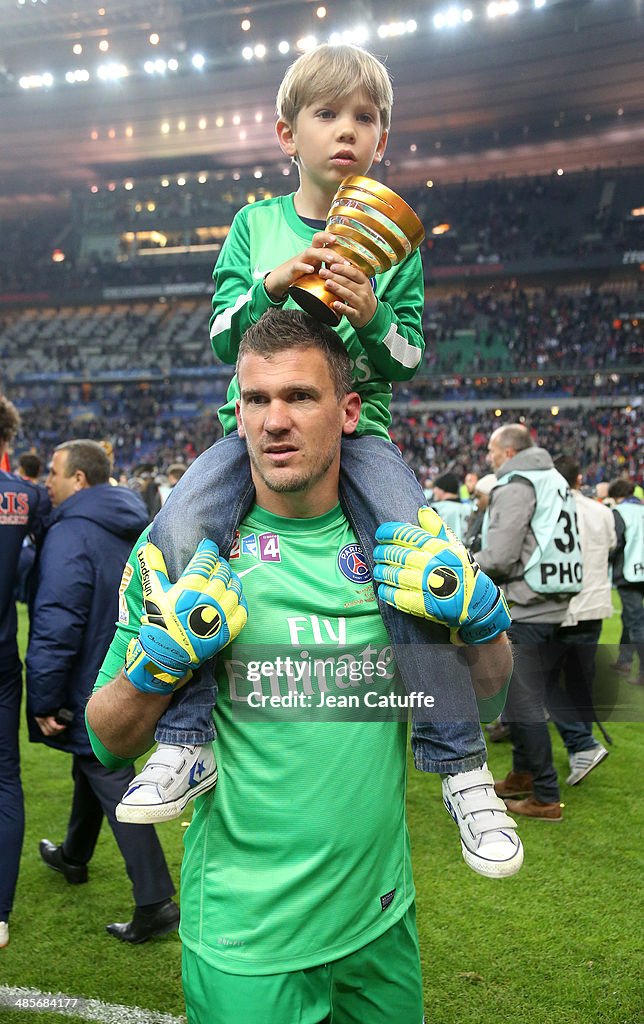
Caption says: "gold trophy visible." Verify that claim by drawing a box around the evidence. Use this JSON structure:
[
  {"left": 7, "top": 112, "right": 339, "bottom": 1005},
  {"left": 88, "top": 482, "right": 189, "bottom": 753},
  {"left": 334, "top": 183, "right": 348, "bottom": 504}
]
[{"left": 289, "top": 175, "right": 425, "bottom": 326}]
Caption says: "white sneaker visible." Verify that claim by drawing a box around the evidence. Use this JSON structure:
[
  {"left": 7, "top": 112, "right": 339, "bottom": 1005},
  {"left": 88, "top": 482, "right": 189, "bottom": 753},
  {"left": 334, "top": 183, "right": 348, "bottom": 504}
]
[
  {"left": 566, "top": 745, "right": 609, "bottom": 786},
  {"left": 442, "top": 765, "right": 524, "bottom": 879},
  {"left": 0, "top": 921, "right": 8, "bottom": 948},
  {"left": 116, "top": 743, "right": 217, "bottom": 824}
]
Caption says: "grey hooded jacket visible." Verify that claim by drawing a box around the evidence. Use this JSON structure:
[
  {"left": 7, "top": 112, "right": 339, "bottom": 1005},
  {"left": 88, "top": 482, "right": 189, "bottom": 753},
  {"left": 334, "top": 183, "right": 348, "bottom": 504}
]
[{"left": 475, "top": 446, "right": 572, "bottom": 623}]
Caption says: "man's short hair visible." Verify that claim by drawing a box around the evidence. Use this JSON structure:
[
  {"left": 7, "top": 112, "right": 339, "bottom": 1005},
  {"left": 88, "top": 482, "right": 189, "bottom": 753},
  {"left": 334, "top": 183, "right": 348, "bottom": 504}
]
[
  {"left": 237, "top": 309, "right": 354, "bottom": 400},
  {"left": 553, "top": 454, "right": 580, "bottom": 488},
  {"left": 0, "top": 394, "right": 20, "bottom": 445},
  {"left": 18, "top": 452, "right": 42, "bottom": 479},
  {"left": 493, "top": 423, "right": 534, "bottom": 454},
  {"left": 276, "top": 44, "right": 393, "bottom": 132},
  {"left": 54, "top": 439, "right": 111, "bottom": 486},
  {"left": 608, "top": 478, "right": 635, "bottom": 499}
]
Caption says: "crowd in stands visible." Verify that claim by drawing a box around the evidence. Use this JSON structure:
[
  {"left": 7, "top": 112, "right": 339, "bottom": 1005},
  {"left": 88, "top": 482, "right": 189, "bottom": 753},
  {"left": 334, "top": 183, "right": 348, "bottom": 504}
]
[
  {"left": 391, "top": 405, "right": 643, "bottom": 489},
  {"left": 407, "top": 168, "right": 644, "bottom": 266},
  {"left": 1, "top": 285, "right": 642, "bottom": 388},
  {"left": 422, "top": 286, "right": 643, "bottom": 375},
  {"left": 1, "top": 166, "right": 642, "bottom": 296},
  {"left": 5, "top": 389, "right": 640, "bottom": 491}
]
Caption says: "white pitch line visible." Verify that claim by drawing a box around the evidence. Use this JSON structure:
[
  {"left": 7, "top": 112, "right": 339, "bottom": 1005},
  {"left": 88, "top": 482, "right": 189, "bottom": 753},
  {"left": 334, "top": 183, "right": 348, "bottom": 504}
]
[{"left": 0, "top": 985, "right": 186, "bottom": 1024}]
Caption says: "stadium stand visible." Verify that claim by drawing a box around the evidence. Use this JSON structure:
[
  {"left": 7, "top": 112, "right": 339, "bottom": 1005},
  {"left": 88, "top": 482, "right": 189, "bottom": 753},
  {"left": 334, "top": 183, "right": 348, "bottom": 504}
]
[{"left": 0, "top": 169, "right": 642, "bottom": 481}]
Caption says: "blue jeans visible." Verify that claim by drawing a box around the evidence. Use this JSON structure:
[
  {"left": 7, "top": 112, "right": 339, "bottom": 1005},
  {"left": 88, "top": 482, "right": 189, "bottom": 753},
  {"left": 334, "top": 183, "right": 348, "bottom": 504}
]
[
  {"left": 0, "top": 660, "right": 24, "bottom": 921},
  {"left": 151, "top": 433, "right": 485, "bottom": 773}
]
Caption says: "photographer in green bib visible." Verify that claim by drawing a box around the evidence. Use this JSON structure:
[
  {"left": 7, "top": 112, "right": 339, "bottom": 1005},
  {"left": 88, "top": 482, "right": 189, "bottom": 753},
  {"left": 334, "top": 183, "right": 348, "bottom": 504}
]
[
  {"left": 608, "top": 478, "right": 644, "bottom": 685},
  {"left": 474, "top": 423, "right": 584, "bottom": 821}
]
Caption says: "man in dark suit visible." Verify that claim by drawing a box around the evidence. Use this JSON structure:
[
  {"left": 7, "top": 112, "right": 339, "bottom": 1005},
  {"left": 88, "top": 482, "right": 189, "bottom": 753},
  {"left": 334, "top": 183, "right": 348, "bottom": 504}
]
[{"left": 26, "top": 438, "right": 179, "bottom": 943}]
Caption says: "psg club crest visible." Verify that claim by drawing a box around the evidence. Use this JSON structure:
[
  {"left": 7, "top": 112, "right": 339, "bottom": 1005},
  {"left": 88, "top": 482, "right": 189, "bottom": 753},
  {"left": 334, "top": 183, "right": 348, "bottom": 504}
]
[{"left": 338, "top": 543, "right": 372, "bottom": 585}]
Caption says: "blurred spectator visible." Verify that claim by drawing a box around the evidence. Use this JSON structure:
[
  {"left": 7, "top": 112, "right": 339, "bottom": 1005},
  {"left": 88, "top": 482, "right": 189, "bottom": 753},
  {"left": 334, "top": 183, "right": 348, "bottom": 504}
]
[
  {"left": 608, "top": 479, "right": 644, "bottom": 685},
  {"left": 17, "top": 452, "right": 43, "bottom": 483},
  {"left": 0, "top": 395, "right": 50, "bottom": 949},
  {"left": 429, "top": 471, "right": 469, "bottom": 541}
]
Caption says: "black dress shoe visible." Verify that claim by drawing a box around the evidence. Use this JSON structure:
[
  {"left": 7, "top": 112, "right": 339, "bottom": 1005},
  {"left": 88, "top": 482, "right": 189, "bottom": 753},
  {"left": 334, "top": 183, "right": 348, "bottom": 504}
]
[
  {"left": 39, "top": 839, "right": 88, "bottom": 884},
  {"left": 106, "top": 899, "right": 180, "bottom": 944}
]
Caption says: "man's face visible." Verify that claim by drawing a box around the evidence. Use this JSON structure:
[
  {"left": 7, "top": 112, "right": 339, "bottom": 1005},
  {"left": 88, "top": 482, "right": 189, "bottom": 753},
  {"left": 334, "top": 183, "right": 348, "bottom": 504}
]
[
  {"left": 487, "top": 432, "right": 512, "bottom": 474},
  {"left": 46, "top": 450, "right": 78, "bottom": 508},
  {"left": 236, "top": 347, "right": 360, "bottom": 515},
  {"left": 465, "top": 472, "right": 478, "bottom": 494}
]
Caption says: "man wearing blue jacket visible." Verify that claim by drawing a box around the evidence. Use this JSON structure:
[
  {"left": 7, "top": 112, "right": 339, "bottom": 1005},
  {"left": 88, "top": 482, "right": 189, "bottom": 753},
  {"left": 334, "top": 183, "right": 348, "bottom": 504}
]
[{"left": 26, "top": 439, "right": 179, "bottom": 943}]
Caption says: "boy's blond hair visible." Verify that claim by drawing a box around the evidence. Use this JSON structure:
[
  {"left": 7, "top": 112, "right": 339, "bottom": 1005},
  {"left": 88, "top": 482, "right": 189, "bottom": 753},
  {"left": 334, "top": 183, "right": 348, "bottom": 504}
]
[{"left": 276, "top": 44, "right": 393, "bottom": 132}]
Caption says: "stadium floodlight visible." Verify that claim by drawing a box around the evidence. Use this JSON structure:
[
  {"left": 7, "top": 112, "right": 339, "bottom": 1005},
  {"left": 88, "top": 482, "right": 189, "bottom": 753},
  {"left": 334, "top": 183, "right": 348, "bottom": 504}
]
[
  {"left": 144, "top": 60, "right": 155, "bottom": 74},
  {"left": 97, "top": 62, "right": 128, "bottom": 81},
  {"left": 19, "top": 72, "right": 54, "bottom": 89},
  {"left": 154, "top": 58, "right": 167, "bottom": 74},
  {"left": 254, "top": 44, "right": 266, "bottom": 58},
  {"left": 377, "top": 20, "right": 417, "bottom": 38},
  {"left": 65, "top": 69, "right": 90, "bottom": 83},
  {"left": 242, "top": 46, "right": 253, "bottom": 60},
  {"left": 534, "top": 0, "right": 546, "bottom": 6},
  {"left": 168, "top": 58, "right": 179, "bottom": 71},
  {"left": 434, "top": 7, "right": 472, "bottom": 29},
  {"left": 329, "top": 26, "right": 369, "bottom": 46},
  {"left": 191, "top": 53, "right": 205, "bottom": 70},
  {"left": 487, "top": 1, "right": 519, "bottom": 17},
  {"left": 278, "top": 40, "right": 290, "bottom": 54},
  {"left": 296, "top": 35, "right": 317, "bottom": 51}
]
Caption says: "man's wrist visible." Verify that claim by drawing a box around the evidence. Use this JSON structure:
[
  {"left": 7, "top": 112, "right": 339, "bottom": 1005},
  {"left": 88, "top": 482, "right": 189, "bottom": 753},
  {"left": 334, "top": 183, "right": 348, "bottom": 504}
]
[{"left": 124, "top": 638, "right": 189, "bottom": 695}]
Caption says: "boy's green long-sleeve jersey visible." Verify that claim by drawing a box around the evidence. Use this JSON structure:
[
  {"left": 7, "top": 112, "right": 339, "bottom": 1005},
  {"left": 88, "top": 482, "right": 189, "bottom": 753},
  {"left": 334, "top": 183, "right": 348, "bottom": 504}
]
[{"left": 210, "top": 193, "right": 425, "bottom": 440}]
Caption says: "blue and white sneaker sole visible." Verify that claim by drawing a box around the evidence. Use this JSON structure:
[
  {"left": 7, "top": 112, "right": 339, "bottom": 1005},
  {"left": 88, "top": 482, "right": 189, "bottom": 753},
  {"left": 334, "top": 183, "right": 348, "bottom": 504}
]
[{"left": 115, "top": 768, "right": 218, "bottom": 824}]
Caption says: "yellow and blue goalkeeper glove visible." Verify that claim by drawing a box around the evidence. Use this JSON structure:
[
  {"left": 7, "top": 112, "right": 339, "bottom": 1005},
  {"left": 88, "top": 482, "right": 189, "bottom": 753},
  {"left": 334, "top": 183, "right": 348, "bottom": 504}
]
[
  {"left": 125, "top": 539, "right": 248, "bottom": 694},
  {"left": 373, "top": 507, "right": 510, "bottom": 644}
]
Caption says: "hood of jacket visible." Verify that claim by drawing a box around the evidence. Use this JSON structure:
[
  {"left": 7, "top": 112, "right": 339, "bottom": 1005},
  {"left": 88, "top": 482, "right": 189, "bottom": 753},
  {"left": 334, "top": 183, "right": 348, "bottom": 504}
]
[
  {"left": 51, "top": 483, "right": 148, "bottom": 541},
  {"left": 496, "top": 445, "right": 554, "bottom": 480}
]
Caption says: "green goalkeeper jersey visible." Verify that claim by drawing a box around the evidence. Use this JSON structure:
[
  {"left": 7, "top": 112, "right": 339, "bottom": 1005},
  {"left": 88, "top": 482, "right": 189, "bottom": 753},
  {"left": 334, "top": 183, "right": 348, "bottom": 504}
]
[
  {"left": 210, "top": 193, "right": 425, "bottom": 440},
  {"left": 94, "top": 503, "right": 414, "bottom": 975}
]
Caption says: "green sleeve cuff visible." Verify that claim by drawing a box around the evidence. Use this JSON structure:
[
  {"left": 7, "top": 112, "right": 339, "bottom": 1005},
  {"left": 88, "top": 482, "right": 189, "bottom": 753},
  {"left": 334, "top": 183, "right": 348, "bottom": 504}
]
[
  {"left": 85, "top": 711, "right": 134, "bottom": 770},
  {"left": 476, "top": 677, "right": 510, "bottom": 724},
  {"left": 249, "top": 278, "right": 286, "bottom": 321}
]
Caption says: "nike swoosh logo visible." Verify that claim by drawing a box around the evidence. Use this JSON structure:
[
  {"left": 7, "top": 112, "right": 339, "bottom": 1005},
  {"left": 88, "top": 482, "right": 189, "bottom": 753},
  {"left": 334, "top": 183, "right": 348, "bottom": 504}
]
[
  {"left": 238, "top": 563, "right": 264, "bottom": 578},
  {"left": 252, "top": 265, "right": 271, "bottom": 280}
]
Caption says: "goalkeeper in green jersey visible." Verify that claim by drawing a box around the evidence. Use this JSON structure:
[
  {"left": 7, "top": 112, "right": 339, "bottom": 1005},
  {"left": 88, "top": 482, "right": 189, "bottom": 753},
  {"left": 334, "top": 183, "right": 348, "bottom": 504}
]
[
  {"left": 114, "top": 44, "right": 521, "bottom": 880},
  {"left": 88, "top": 312, "right": 516, "bottom": 1022}
]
